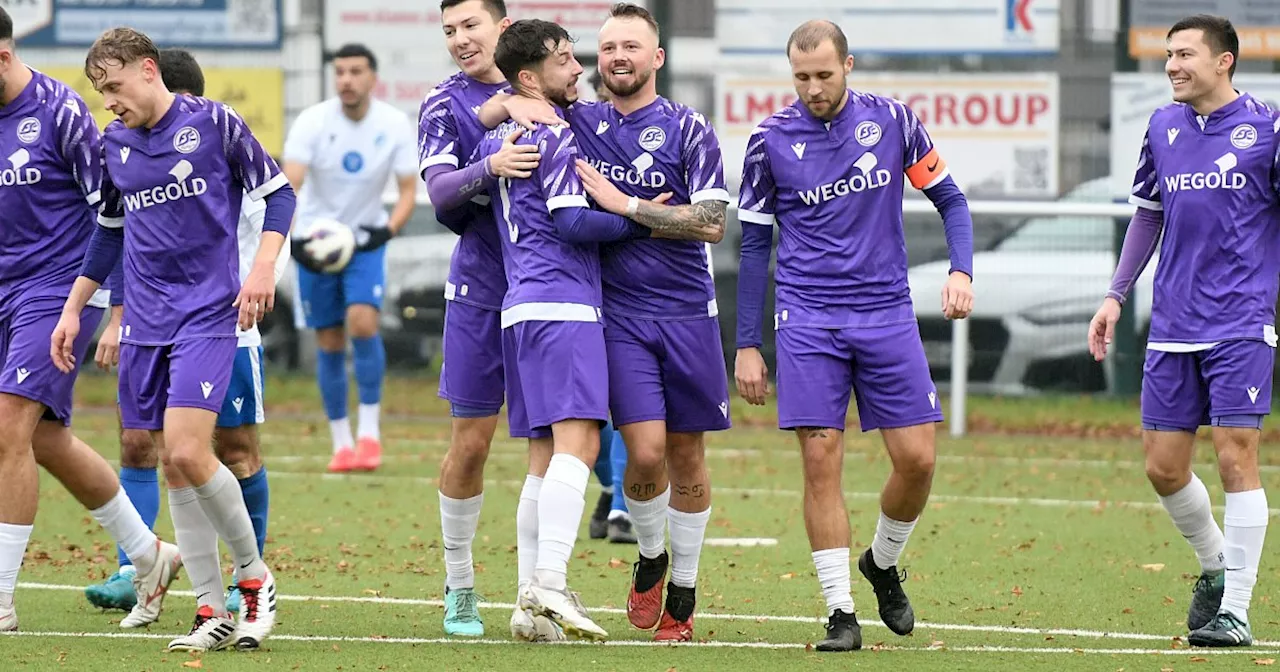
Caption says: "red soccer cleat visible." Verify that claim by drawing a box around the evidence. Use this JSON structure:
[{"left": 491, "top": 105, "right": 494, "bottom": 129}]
[
  {"left": 654, "top": 610, "right": 693, "bottom": 642},
  {"left": 626, "top": 551, "right": 668, "bottom": 630},
  {"left": 354, "top": 437, "right": 382, "bottom": 471},
  {"left": 327, "top": 447, "right": 358, "bottom": 473}
]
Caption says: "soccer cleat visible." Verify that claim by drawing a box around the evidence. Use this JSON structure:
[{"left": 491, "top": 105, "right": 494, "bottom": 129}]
[
  {"left": 0, "top": 599, "right": 15, "bottom": 632},
  {"left": 85, "top": 566, "right": 138, "bottom": 611},
  {"left": 509, "top": 604, "right": 565, "bottom": 642},
  {"left": 226, "top": 586, "right": 242, "bottom": 614},
  {"left": 233, "top": 570, "right": 278, "bottom": 650},
  {"left": 608, "top": 516, "right": 638, "bottom": 544},
  {"left": 1187, "top": 571, "right": 1225, "bottom": 631},
  {"left": 815, "top": 609, "right": 862, "bottom": 652},
  {"left": 1189, "top": 611, "right": 1253, "bottom": 647},
  {"left": 328, "top": 447, "right": 358, "bottom": 473},
  {"left": 167, "top": 606, "right": 237, "bottom": 652},
  {"left": 627, "top": 550, "right": 668, "bottom": 629},
  {"left": 443, "top": 587, "right": 485, "bottom": 637},
  {"left": 654, "top": 583, "right": 696, "bottom": 642},
  {"left": 121, "top": 540, "right": 182, "bottom": 628},
  {"left": 588, "top": 491, "right": 612, "bottom": 540},
  {"left": 520, "top": 582, "right": 608, "bottom": 641},
  {"left": 858, "top": 548, "right": 915, "bottom": 636},
  {"left": 354, "top": 437, "right": 382, "bottom": 471}
]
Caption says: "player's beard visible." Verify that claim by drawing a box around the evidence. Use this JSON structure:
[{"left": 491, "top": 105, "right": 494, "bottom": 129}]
[{"left": 603, "top": 67, "right": 651, "bottom": 99}]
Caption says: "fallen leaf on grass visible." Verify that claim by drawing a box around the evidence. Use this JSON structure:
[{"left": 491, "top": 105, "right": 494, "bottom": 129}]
[
  {"left": 1190, "top": 657, "right": 1207, "bottom": 663},
  {"left": 1011, "top": 586, "right": 1023, "bottom": 597},
  {"left": 1122, "top": 608, "right": 1134, "bottom": 614},
  {"left": 928, "top": 640, "right": 945, "bottom": 649},
  {"left": 779, "top": 572, "right": 795, "bottom": 580},
  {"left": 608, "top": 558, "right": 626, "bottom": 569},
  {"left": 182, "top": 662, "right": 203, "bottom": 669},
  {"left": 1160, "top": 668, "right": 1174, "bottom": 672},
  {"left": 1141, "top": 564, "right": 1166, "bottom": 572},
  {"left": 1256, "top": 659, "right": 1276, "bottom": 666},
  {"left": 1163, "top": 596, "right": 1176, "bottom": 605}
]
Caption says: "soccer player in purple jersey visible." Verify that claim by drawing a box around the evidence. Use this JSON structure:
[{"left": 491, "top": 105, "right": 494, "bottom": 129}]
[
  {"left": 52, "top": 27, "right": 294, "bottom": 652},
  {"left": 1089, "top": 15, "right": 1279, "bottom": 648},
  {"left": 0, "top": 8, "right": 183, "bottom": 633},
  {"left": 734, "top": 21, "right": 974, "bottom": 651}
]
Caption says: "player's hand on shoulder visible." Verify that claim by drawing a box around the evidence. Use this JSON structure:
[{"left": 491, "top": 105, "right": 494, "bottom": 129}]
[
  {"left": 489, "top": 128, "right": 540, "bottom": 179},
  {"left": 94, "top": 307, "right": 123, "bottom": 372},
  {"left": 1087, "top": 297, "right": 1122, "bottom": 362},
  {"left": 506, "top": 96, "right": 564, "bottom": 131},
  {"left": 734, "top": 347, "right": 770, "bottom": 406},
  {"left": 356, "top": 225, "right": 393, "bottom": 252},
  {"left": 574, "top": 159, "right": 629, "bottom": 214},
  {"left": 941, "top": 271, "right": 973, "bottom": 320},
  {"left": 50, "top": 309, "right": 82, "bottom": 374}
]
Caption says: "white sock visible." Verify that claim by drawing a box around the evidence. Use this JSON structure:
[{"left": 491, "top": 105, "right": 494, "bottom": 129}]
[
  {"left": 1222, "top": 489, "right": 1268, "bottom": 621},
  {"left": 625, "top": 487, "right": 671, "bottom": 560},
  {"left": 169, "top": 487, "right": 225, "bottom": 613},
  {"left": 516, "top": 475, "right": 542, "bottom": 590},
  {"left": 439, "top": 491, "right": 484, "bottom": 591},
  {"left": 871, "top": 513, "right": 918, "bottom": 570},
  {"left": 0, "top": 523, "right": 33, "bottom": 595},
  {"left": 89, "top": 487, "right": 159, "bottom": 575},
  {"left": 193, "top": 464, "right": 266, "bottom": 580},
  {"left": 533, "top": 454, "right": 589, "bottom": 592},
  {"left": 358, "top": 403, "right": 380, "bottom": 441},
  {"left": 330, "top": 418, "right": 355, "bottom": 453},
  {"left": 1159, "top": 474, "right": 1226, "bottom": 573},
  {"left": 668, "top": 507, "right": 711, "bottom": 588},
  {"left": 812, "top": 548, "right": 854, "bottom": 616}
]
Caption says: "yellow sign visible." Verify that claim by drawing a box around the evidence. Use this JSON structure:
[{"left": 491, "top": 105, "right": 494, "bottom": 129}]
[{"left": 36, "top": 65, "right": 285, "bottom": 156}]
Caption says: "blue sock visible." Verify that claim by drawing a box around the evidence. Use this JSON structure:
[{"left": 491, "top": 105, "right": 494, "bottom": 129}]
[
  {"left": 237, "top": 467, "right": 270, "bottom": 557},
  {"left": 351, "top": 335, "right": 385, "bottom": 405},
  {"left": 117, "top": 467, "right": 159, "bottom": 567},
  {"left": 610, "top": 431, "right": 628, "bottom": 514},
  {"left": 317, "top": 349, "right": 348, "bottom": 420},
  {"left": 594, "top": 421, "right": 614, "bottom": 488}
]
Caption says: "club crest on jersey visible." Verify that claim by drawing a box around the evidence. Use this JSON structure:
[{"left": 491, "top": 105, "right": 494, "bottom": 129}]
[
  {"left": 343, "top": 151, "right": 364, "bottom": 173},
  {"left": 638, "top": 125, "right": 666, "bottom": 151},
  {"left": 173, "top": 126, "right": 201, "bottom": 154},
  {"left": 16, "top": 117, "right": 40, "bottom": 144},
  {"left": 1230, "top": 124, "right": 1257, "bottom": 149},
  {"left": 855, "top": 121, "right": 881, "bottom": 147}
]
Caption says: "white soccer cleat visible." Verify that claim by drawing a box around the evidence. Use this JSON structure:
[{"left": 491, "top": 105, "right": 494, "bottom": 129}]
[
  {"left": 233, "top": 569, "right": 277, "bottom": 650},
  {"left": 0, "top": 602, "right": 16, "bottom": 632},
  {"left": 520, "top": 583, "right": 608, "bottom": 641},
  {"left": 509, "top": 604, "right": 566, "bottom": 642},
  {"left": 167, "top": 605, "right": 236, "bottom": 652},
  {"left": 122, "top": 539, "right": 182, "bottom": 628}
]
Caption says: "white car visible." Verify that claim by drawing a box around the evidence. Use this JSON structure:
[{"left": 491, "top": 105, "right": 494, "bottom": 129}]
[{"left": 908, "top": 178, "right": 1157, "bottom": 394}]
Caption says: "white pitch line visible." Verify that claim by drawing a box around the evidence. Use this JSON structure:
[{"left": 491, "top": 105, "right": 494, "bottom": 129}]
[
  {"left": 0, "top": 630, "right": 1277, "bottom": 655},
  {"left": 18, "top": 582, "right": 1280, "bottom": 648}
]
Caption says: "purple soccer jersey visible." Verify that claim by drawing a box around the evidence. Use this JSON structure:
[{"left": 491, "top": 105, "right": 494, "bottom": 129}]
[
  {"left": 418, "top": 73, "right": 510, "bottom": 310},
  {"left": 473, "top": 119, "right": 603, "bottom": 320},
  {"left": 1128, "top": 94, "right": 1280, "bottom": 345},
  {"left": 567, "top": 98, "right": 730, "bottom": 319},
  {"left": 737, "top": 91, "right": 951, "bottom": 329},
  {"left": 99, "top": 96, "right": 289, "bottom": 345},
  {"left": 0, "top": 69, "right": 108, "bottom": 308}
]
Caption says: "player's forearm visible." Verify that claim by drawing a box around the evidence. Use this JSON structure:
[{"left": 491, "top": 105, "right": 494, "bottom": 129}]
[
  {"left": 387, "top": 189, "right": 417, "bottom": 235},
  {"left": 631, "top": 199, "right": 726, "bottom": 243},
  {"left": 923, "top": 176, "right": 974, "bottom": 279},
  {"left": 736, "top": 223, "right": 774, "bottom": 349},
  {"left": 424, "top": 162, "right": 494, "bottom": 214},
  {"left": 552, "top": 207, "right": 651, "bottom": 243},
  {"left": 253, "top": 231, "right": 287, "bottom": 277},
  {"left": 479, "top": 93, "right": 514, "bottom": 129},
  {"left": 1106, "top": 207, "right": 1164, "bottom": 304},
  {"left": 282, "top": 161, "right": 307, "bottom": 193}
]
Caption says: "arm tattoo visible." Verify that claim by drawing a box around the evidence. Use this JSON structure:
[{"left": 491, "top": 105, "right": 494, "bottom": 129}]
[{"left": 632, "top": 199, "right": 727, "bottom": 243}]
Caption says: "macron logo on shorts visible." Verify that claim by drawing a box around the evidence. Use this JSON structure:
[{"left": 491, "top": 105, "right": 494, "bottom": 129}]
[
  {"left": 15, "top": 368, "right": 30, "bottom": 384},
  {"left": 1248, "top": 386, "right": 1260, "bottom": 403},
  {"left": 232, "top": 397, "right": 244, "bottom": 413},
  {"left": 718, "top": 401, "right": 729, "bottom": 418},
  {"left": 200, "top": 381, "right": 214, "bottom": 399}
]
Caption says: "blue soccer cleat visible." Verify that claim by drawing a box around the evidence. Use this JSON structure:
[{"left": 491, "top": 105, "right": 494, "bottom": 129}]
[
  {"left": 85, "top": 567, "right": 138, "bottom": 611},
  {"left": 226, "top": 586, "right": 242, "bottom": 614},
  {"left": 443, "top": 587, "right": 485, "bottom": 637}
]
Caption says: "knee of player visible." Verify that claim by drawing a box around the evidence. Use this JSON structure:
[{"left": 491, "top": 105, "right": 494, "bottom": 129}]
[
  {"left": 165, "top": 441, "right": 210, "bottom": 475},
  {"left": 119, "top": 430, "right": 159, "bottom": 468},
  {"left": 450, "top": 432, "right": 492, "bottom": 466},
  {"left": 896, "top": 447, "right": 936, "bottom": 480},
  {"left": 1144, "top": 454, "right": 1190, "bottom": 489}
]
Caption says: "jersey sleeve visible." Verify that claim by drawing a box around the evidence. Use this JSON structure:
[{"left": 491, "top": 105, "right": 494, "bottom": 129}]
[
  {"left": 212, "top": 102, "right": 289, "bottom": 201},
  {"left": 736, "top": 124, "right": 777, "bottom": 226},
  {"left": 418, "top": 86, "right": 464, "bottom": 174},
  {"left": 97, "top": 122, "right": 125, "bottom": 228},
  {"left": 54, "top": 93, "right": 105, "bottom": 208},
  {"left": 282, "top": 105, "right": 321, "bottom": 165},
  {"left": 538, "top": 126, "right": 589, "bottom": 212},
  {"left": 681, "top": 110, "right": 731, "bottom": 204},
  {"left": 1128, "top": 120, "right": 1163, "bottom": 211},
  {"left": 894, "top": 100, "right": 949, "bottom": 191}
]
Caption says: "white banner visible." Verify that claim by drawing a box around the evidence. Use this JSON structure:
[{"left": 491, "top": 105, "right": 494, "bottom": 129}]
[
  {"left": 716, "top": 72, "right": 1060, "bottom": 197},
  {"left": 717, "top": 0, "right": 1059, "bottom": 56},
  {"left": 322, "top": 0, "right": 632, "bottom": 118},
  {"left": 1110, "top": 74, "right": 1280, "bottom": 199}
]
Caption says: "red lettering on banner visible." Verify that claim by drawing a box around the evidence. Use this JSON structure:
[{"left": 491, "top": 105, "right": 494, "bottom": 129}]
[{"left": 723, "top": 86, "right": 1052, "bottom": 130}]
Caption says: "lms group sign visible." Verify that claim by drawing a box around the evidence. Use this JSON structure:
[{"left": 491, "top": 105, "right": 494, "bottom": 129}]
[{"left": 715, "top": 73, "right": 1060, "bottom": 197}]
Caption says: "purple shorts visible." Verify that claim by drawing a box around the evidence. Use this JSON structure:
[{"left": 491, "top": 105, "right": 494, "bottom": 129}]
[
  {"left": 1141, "top": 340, "right": 1275, "bottom": 430},
  {"left": 605, "top": 315, "right": 731, "bottom": 433},
  {"left": 118, "top": 337, "right": 238, "bottom": 431},
  {"left": 0, "top": 296, "right": 103, "bottom": 426},
  {"left": 438, "top": 301, "right": 504, "bottom": 412},
  {"left": 502, "top": 320, "right": 609, "bottom": 438},
  {"left": 776, "top": 322, "right": 943, "bottom": 432}
]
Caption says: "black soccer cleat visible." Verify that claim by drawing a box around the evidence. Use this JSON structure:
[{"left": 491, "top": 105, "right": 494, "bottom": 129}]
[
  {"left": 815, "top": 609, "right": 862, "bottom": 652},
  {"left": 608, "top": 516, "right": 637, "bottom": 544},
  {"left": 1187, "top": 571, "right": 1225, "bottom": 631},
  {"left": 588, "top": 491, "right": 612, "bottom": 540},
  {"left": 858, "top": 548, "right": 915, "bottom": 636},
  {"left": 1189, "top": 610, "right": 1253, "bottom": 647}
]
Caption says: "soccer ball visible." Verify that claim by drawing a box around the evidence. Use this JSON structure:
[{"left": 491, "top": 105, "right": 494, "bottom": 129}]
[{"left": 300, "top": 218, "right": 356, "bottom": 274}]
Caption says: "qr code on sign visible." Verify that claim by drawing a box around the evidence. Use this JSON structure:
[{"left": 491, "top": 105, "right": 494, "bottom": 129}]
[
  {"left": 1013, "top": 147, "right": 1048, "bottom": 192},
  {"left": 229, "top": 0, "right": 278, "bottom": 41}
]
